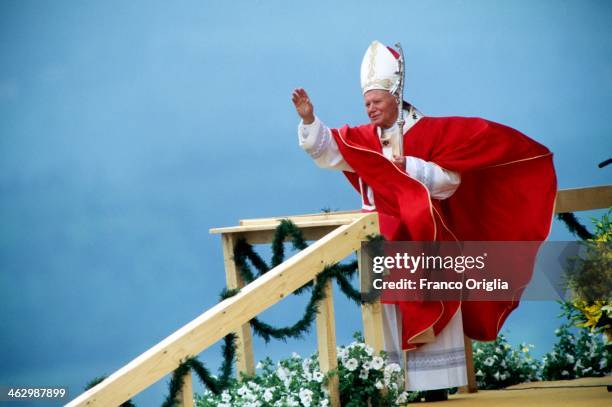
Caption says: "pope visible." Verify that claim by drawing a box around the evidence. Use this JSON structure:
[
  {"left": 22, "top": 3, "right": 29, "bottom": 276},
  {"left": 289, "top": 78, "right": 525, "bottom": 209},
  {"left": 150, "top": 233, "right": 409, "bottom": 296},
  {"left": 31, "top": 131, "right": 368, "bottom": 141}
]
[{"left": 291, "top": 40, "right": 557, "bottom": 399}]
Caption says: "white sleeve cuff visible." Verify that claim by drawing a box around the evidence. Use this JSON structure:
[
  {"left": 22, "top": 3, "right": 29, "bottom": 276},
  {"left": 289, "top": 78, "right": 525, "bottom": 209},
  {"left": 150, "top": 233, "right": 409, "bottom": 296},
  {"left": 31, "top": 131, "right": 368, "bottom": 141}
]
[
  {"left": 297, "top": 116, "right": 353, "bottom": 172},
  {"left": 298, "top": 116, "right": 322, "bottom": 151},
  {"left": 405, "top": 156, "right": 461, "bottom": 200}
]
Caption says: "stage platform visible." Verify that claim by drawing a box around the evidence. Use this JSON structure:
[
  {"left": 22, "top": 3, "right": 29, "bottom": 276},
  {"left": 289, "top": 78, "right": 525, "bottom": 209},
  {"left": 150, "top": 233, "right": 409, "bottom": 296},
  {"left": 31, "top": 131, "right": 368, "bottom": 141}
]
[{"left": 417, "top": 376, "right": 612, "bottom": 406}]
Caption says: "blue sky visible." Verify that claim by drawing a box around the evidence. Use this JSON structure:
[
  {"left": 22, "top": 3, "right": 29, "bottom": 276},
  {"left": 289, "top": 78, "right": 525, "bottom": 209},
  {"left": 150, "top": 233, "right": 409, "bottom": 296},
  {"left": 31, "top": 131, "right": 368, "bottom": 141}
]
[{"left": 1, "top": 0, "right": 611, "bottom": 405}]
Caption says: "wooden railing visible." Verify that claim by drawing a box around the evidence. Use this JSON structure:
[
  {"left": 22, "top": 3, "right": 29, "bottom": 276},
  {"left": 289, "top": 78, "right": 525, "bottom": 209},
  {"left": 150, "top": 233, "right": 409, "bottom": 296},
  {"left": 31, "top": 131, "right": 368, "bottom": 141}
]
[
  {"left": 66, "top": 212, "right": 379, "bottom": 407},
  {"left": 66, "top": 185, "right": 611, "bottom": 407}
]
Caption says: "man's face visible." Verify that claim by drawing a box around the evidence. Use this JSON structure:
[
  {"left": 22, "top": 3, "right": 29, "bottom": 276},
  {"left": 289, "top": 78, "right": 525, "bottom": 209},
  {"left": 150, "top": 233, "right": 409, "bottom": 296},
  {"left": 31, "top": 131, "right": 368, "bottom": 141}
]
[{"left": 364, "top": 89, "right": 398, "bottom": 129}]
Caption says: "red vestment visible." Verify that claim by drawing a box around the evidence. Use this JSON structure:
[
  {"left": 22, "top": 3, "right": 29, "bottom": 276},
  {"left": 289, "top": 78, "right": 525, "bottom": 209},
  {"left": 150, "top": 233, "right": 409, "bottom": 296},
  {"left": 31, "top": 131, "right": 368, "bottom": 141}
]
[{"left": 331, "top": 116, "right": 557, "bottom": 349}]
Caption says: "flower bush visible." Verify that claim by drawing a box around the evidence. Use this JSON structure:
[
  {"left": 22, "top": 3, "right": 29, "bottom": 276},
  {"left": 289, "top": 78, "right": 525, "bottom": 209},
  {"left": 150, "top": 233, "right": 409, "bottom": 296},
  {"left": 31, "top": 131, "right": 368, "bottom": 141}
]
[
  {"left": 541, "top": 318, "right": 611, "bottom": 381},
  {"left": 335, "top": 333, "right": 417, "bottom": 406},
  {"left": 472, "top": 334, "right": 540, "bottom": 389},
  {"left": 195, "top": 353, "right": 328, "bottom": 407},
  {"left": 195, "top": 333, "right": 417, "bottom": 407},
  {"left": 194, "top": 304, "right": 612, "bottom": 404}
]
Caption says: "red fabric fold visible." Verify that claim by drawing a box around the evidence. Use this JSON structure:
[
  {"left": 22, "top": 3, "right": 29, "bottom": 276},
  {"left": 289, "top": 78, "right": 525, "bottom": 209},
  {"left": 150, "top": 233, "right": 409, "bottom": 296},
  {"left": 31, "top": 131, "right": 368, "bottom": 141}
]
[{"left": 332, "top": 116, "right": 557, "bottom": 349}]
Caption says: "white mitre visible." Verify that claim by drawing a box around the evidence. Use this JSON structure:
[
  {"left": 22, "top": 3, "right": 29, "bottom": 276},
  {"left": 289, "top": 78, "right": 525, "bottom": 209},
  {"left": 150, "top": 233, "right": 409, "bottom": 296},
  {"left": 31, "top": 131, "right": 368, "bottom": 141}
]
[{"left": 360, "top": 40, "right": 401, "bottom": 95}]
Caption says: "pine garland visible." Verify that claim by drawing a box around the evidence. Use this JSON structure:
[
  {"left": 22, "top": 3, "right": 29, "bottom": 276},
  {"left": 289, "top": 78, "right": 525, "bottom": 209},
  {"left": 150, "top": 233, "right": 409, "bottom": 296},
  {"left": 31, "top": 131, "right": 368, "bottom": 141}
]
[
  {"left": 162, "top": 332, "right": 238, "bottom": 406},
  {"left": 89, "top": 218, "right": 377, "bottom": 406},
  {"left": 557, "top": 212, "right": 594, "bottom": 240},
  {"left": 271, "top": 219, "right": 308, "bottom": 267},
  {"left": 249, "top": 264, "right": 334, "bottom": 342}
]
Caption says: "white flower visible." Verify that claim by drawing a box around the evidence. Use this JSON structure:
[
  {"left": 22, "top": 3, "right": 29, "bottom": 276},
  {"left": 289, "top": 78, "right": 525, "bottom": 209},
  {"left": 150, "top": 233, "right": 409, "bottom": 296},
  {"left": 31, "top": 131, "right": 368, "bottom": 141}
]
[
  {"left": 292, "top": 352, "right": 301, "bottom": 359},
  {"left": 484, "top": 357, "right": 495, "bottom": 367},
  {"left": 237, "top": 385, "right": 249, "bottom": 396},
  {"left": 286, "top": 396, "right": 299, "bottom": 406},
  {"left": 359, "top": 368, "right": 369, "bottom": 380},
  {"left": 385, "top": 363, "right": 401, "bottom": 374},
  {"left": 263, "top": 389, "right": 274, "bottom": 402},
  {"left": 248, "top": 381, "right": 260, "bottom": 391},
  {"left": 371, "top": 356, "right": 384, "bottom": 370},
  {"left": 218, "top": 403, "right": 230, "bottom": 407},
  {"left": 476, "top": 369, "right": 484, "bottom": 377},
  {"left": 337, "top": 348, "right": 348, "bottom": 359},
  {"left": 599, "top": 358, "right": 607, "bottom": 370},
  {"left": 561, "top": 370, "right": 569, "bottom": 376},
  {"left": 299, "top": 388, "right": 313, "bottom": 407},
  {"left": 476, "top": 348, "right": 484, "bottom": 354},
  {"left": 276, "top": 366, "right": 289, "bottom": 382},
  {"left": 493, "top": 371, "right": 501, "bottom": 381},
  {"left": 221, "top": 391, "right": 231, "bottom": 402},
  {"left": 256, "top": 361, "right": 263, "bottom": 369},
  {"left": 566, "top": 354, "right": 575, "bottom": 364},
  {"left": 375, "top": 380, "right": 384, "bottom": 389},
  {"left": 344, "top": 358, "right": 359, "bottom": 371},
  {"left": 396, "top": 392, "right": 409, "bottom": 404},
  {"left": 312, "top": 371, "right": 325, "bottom": 383},
  {"left": 320, "top": 399, "right": 329, "bottom": 407},
  {"left": 365, "top": 345, "right": 374, "bottom": 356}
]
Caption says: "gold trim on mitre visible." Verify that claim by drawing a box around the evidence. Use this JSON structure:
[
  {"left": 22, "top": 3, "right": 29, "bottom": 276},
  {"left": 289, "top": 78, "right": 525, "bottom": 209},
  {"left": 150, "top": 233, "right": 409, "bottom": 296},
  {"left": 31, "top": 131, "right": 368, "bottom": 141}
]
[{"left": 360, "top": 40, "right": 400, "bottom": 95}]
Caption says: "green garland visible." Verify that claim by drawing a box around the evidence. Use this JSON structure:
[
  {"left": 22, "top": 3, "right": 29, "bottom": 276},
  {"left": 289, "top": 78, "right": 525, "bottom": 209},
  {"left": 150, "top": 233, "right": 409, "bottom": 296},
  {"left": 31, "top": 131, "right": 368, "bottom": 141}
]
[
  {"left": 231, "top": 220, "right": 369, "bottom": 341},
  {"left": 557, "top": 212, "right": 594, "bottom": 240},
  {"left": 92, "top": 218, "right": 378, "bottom": 406}
]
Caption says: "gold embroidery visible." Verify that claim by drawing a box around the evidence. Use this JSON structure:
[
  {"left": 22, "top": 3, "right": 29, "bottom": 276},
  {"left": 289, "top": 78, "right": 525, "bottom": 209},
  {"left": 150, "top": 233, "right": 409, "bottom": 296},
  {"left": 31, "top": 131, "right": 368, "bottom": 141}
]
[
  {"left": 367, "top": 42, "right": 377, "bottom": 83},
  {"left": 363, "top": 78, "right": 393, "bottom": 91}
]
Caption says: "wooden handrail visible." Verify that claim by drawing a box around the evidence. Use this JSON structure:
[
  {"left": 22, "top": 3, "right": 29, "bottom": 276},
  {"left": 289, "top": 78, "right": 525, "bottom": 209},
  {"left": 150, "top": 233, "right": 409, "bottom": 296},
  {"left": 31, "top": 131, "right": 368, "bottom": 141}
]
[
  {"left": 555, "top": 185, "right": 612, "bottom": 213},
  {"left": 66, "top": 213, "right": 378, "bottom": 407},
  {"left": 209, "top": 212, "right": 365, "bottom": 244}
]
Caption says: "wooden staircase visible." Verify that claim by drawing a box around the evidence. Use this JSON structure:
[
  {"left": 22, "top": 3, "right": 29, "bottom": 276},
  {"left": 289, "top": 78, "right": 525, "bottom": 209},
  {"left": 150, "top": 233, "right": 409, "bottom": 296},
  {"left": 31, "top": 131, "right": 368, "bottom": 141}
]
[{"left": 65, "top": 185, "right": 611, "bottom": 406}]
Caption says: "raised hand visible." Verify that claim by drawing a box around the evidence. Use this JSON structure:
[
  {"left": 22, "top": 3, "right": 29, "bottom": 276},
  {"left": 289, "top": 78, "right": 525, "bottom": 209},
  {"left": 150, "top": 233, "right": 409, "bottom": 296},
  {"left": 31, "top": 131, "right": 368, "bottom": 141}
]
[{"left": 291, "top": 88, "right": 315, "bottom": 124}]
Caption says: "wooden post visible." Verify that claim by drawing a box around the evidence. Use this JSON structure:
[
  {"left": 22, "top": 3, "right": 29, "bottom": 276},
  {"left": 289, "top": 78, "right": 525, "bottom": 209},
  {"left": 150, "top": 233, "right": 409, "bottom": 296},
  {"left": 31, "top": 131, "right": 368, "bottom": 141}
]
[
  {"left": 361, "top": 302, "right": 384, "bottom": 354},
  {"left": 358, "top": 249, "right": 385, "bottom": 353},
  {"left": 222, "top": 233, "right": 255, "bottom": 377},
  {"left": 459, "top": 335, "right": 478, "bottom": 393},
  {"left": 316, "top": 280, "right": 340, "bottom": 407},
  {"left": 176, "top": 371, "right": 194, "bottom": 407}
]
